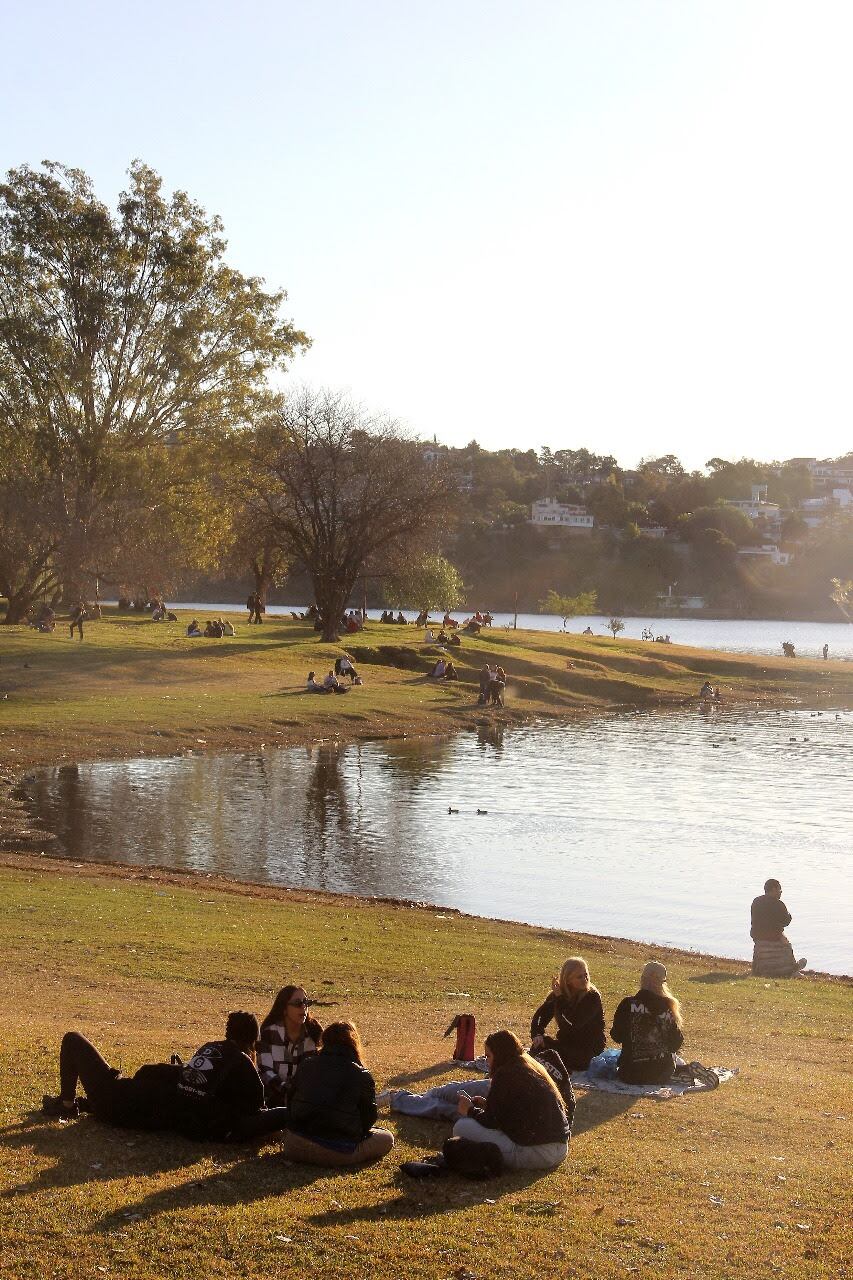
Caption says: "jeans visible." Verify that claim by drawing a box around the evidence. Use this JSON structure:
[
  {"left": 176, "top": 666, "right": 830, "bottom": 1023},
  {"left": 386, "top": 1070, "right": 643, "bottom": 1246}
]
[
  {"left": 390, "top": 1078, "right": 491, "bottom": 1120},
  {"left": 452, "top": 1116, "right": 568, "bottom": 1171}
]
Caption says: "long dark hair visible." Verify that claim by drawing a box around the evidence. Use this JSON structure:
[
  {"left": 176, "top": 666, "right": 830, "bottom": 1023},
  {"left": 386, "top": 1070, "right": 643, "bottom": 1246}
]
[
  {"left": 321, "top": 1021, "right": 365, "bottom": 1064},
  {"left": 485, "top": 1029, "right": 564, "bottom": 1103},
  {"left": 261, "top": 985, "right": 303, "bottom": 1030}
]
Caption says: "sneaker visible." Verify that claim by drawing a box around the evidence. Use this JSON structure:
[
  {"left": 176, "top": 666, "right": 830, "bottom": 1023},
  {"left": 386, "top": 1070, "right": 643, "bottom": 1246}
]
[
  {"left": 42, "top": 1095, "right": 79, "bottom": 1118},
  {"left": 375, "top": 1090, "right": 397, "bottom": 1108},
  {"left": 401, "top": 1154, "right": 448, "bottom": 1179},
  {"left": 794, "top": 957, "right": 808, "bottom": 972},
  {"left": 687, "top": 1063, "right": 719, "bottom": 1090}
]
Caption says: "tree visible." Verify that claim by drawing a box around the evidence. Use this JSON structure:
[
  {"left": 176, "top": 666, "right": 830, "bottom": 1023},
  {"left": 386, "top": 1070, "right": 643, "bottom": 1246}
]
[
  {"left": 0, "top": 160, "right": 309, "bottom": 600},
  {"left": 831, "top": 577, "right": 852, "bottom": 620},
  {"left": 249, "top": 388, "right": 455, "bottom": 641},
  {"left": 0, "top": 432, "right": 61, "bottom": 620},
  {"left": 607, "top": 617, "right": 625, "bottom": 638},
  {"left": 384, "top": 554, "right": 465, "bottom": 615},
  {"left": 538, "top": 588, "right": 598, "bottom": 629}
]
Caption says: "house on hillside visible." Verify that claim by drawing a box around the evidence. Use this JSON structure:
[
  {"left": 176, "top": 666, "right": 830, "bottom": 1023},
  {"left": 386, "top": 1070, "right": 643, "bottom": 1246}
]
[
  {"left": 737, "top": 544, "right": 793, "bottom": 566},
  {"left": 530, "top": 497, "right": 594, "bottom": 530}
]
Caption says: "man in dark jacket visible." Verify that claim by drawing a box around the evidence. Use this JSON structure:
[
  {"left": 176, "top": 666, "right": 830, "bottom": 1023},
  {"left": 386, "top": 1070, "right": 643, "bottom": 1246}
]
[
  {"left": 42, "top": 1012, "right": 288, "bottom": 1142},
  {"left": 750, "top": 879, "right": 807, "bottom": 977}
]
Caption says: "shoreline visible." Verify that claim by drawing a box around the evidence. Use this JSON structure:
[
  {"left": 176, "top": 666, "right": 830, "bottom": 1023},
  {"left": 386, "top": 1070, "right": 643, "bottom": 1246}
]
[{"left": 3, "top": 847, "right": 849, "bottom": 985}]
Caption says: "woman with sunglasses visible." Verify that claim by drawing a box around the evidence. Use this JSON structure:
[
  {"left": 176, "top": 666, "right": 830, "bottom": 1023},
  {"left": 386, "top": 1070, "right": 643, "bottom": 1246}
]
[{"left": 257, "top": 985, "right": 323, "bottom": 1107}]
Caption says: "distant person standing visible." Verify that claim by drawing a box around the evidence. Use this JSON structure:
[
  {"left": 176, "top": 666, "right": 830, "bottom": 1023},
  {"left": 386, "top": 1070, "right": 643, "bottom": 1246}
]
[
  {"left": 822, "top": 643, "right": 829, "bottom": 661},
  {"left": 69, "top": 602, "right": 85, "bottom": 640},
  {"left": 246, "top": 592, "right": 257, "bottom": 622},
  {"left": 750, "top": 879, "right": 807, "bottom": 978}
]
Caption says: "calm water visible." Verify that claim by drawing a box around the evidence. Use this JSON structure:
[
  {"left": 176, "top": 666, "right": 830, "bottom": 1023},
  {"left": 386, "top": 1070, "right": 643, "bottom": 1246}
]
[
  {"left": 22, "top": 708, "right": 852, "bottom": 974},
  {"left": 142, "top": 602, "right": 853, "bottom": 660}
]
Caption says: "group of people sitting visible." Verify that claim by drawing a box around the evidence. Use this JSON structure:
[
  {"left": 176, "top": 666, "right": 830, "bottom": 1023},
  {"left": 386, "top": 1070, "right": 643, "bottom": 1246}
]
[
  {"left": 187, "top": 617, "right": 236, "bottom": 638},
  {"left": 305, "top": 661, "right": 360, "bottom": 693},
  {"left": 380, "top": 610, "right": 409, "bottom": 625},
  {"left": 478, "top": 664, "right": 507, "bottom": 706},
  {"left": 429, "top": 657, "right": 459, "bottom": 681},
  {"left": 41, "top": 959, "right": 701, "bottom": 1177}
]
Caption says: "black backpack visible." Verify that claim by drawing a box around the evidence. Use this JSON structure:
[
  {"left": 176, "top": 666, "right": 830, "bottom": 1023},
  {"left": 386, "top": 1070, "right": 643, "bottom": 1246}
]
[{"left": 531, "top": 1047, "right": 576, "bottom": 1129}]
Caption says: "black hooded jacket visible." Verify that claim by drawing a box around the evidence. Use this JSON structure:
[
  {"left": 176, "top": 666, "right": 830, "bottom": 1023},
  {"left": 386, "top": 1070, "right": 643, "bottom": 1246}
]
[
  {"left": 530, "top": 988, "right": 606, "bottom": 1069},
  {"left": 288, "top": 1046, "right": 378, "bottom": 1142},
  {"left": 610, "top": 989, "right": 684, "bottom": 1085}
]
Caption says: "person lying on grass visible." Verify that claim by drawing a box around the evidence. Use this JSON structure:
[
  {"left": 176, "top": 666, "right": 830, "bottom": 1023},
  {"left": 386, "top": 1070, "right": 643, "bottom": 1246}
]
[
  {"left": 282, "top": 1021, "right": 394, "bottom": 1167},
  {"left": 530, "top": 956, "right": 607, "bottom": 1070},
  {"left": 256, "top": 985, "right": 323, "bottom": 1108},
  {"left": 42, "top": 1011, "right": 289, "bottom": 1142}
]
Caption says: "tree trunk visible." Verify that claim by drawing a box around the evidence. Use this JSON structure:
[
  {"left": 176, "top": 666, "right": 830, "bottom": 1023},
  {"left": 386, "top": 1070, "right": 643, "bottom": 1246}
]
[
  {"left": 2, "top": 588, "right": 35, "bottom": 624},
  {"left": 314, "top": 574, "right": 353, "bottom": 643}
]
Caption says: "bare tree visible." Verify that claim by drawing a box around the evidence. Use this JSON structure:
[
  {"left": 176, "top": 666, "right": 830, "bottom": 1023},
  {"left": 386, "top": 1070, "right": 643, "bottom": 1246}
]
[{"left": 249, "top": 389, "right": 454, "bottom": 640}]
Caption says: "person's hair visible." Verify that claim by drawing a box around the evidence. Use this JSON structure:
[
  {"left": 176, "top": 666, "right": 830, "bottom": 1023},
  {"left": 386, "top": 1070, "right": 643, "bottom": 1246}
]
[
  {"left": 225, "top": 1010, "right": 259, "bottom": 1046},
  {"left": 261, "top": 985, "right": 305, "bottom": 1030},
  {"left": 639, "top": 961, "right": 683, "bottom": 1028},
  {"left": 485, "top": 1029, "right": 564, "bottom": 1103},
  {"left": 321, "top": 1020, "right": 364, "bottom": 1064},
  {"left": 764, "top": 878, "right": 781, "bottom": 893},
  {"left": 307, "top": 671, "right": 315, "bottom": 680},
  {"left": 557, "top": 957, "right": 593, "bottom": 1004}
]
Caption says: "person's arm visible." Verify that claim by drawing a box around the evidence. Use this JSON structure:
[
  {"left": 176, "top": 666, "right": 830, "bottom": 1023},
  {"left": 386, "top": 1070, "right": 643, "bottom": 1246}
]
[
  {"left": 775, "top": 900, "right": 793, "bottom": 929},
  {"left": 473, "top": 1070, "right": 511, "bottom": 1130},
  {"left": 610, "top": 998, "right": 629, "bottom": 1045},
  {"left": 568, "top": 990, "right": 604, "bottom": 1032},
  {"left": 358, "top": 1069, "right": 378, "bottom": 1136},
  {"left": 530, "top": 992, "right": 556, "bottom": 1040},
  {"left": 667, "top": 1019, "right": 685, "bottom": 1055},
  {"left": 256, "top": 1031, "right": 286, "bottom": 1099}
]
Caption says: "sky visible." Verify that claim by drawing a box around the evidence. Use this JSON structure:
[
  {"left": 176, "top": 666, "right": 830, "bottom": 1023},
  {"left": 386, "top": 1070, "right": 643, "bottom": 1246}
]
[{"left": 2, "top": 0, "right": 852, "bottom": 470}]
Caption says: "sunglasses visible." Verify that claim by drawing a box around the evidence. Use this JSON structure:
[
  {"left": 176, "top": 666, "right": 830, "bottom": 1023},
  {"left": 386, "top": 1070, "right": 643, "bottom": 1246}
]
[{"left": 288, "top": 998, "right": 311, "bottom": 1008}]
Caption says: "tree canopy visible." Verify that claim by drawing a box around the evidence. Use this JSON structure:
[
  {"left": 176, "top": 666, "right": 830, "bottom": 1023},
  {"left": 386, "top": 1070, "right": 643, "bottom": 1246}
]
[{"left": 384, "top": 554, "right": 465, "bottom": 615}]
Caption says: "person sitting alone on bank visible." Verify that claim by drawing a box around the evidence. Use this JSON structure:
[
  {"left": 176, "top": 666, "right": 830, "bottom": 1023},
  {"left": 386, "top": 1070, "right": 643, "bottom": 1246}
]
[
  {"left": 750, "top": 878, "right": 807, "bottom": 977},
  {"left": 41, "top": 1012, "right": 289, "bottom": 1142},
  {"left": 610, "top": 961, "right": 684, "bottom": 1086},
  {"left": 282, "top": 1021, "right": 394, "bottom": 1167}
]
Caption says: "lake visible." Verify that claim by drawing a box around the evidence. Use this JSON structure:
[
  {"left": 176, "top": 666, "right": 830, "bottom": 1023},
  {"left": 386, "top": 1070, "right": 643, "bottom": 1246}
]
[
  {"left": 139, "top": 602, "right": 853, "bottom": 660},
  {"left": 22, "top": 706, "right": 852, "bottom": 975}
]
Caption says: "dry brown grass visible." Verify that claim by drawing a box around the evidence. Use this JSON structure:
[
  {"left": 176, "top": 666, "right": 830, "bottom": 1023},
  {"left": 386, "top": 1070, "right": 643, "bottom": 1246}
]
[{"left": 0, "top": 858, "right": 849, "bottom": 1280}]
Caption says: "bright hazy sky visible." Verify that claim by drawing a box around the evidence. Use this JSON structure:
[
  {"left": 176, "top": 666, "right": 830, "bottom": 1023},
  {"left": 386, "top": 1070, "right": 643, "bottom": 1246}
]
[{"left": 3, "top": 1, "right": 852, "bottom": 470}]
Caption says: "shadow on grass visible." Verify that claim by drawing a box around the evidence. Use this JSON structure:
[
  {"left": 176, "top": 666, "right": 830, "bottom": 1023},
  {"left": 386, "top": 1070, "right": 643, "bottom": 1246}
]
[
  {"left": 689, "top": 971, "right": 751, "bottom": 984},
  {"left": 385, "top": 1062, "right": 462, "bottom": 1088},
  {"left": 0, "top": 1112, "right": 211, "bottom": 1197},
  {"left": 91, "top": 1150, "right": 329, "bottom": 1233},
  {"left": 572, "top": 1090, "right": 636, "bottom": 1135}
]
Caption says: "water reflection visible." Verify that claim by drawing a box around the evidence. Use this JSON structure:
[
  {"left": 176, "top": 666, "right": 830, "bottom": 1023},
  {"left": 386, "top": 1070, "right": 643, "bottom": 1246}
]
[{"left": 21, "top": 708, "right": 853, "bottom": 974}]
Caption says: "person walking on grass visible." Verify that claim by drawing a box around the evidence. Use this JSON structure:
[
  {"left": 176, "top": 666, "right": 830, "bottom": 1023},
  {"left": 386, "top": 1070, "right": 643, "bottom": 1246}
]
[
  {"left": 750, "top": 878, "right": 807, "bottom": 978},
  {"left": 69, "top": 602, "right": 85, "bottom": 640}
]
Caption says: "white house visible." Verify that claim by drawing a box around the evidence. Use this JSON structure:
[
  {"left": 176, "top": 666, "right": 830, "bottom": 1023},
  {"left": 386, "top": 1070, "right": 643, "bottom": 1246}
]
[
  {"left": 737, "top": 544, "right": 793, "bottom": 566},
  {"left": 530, "top": 497, "right": 594, "bottom": 529}
]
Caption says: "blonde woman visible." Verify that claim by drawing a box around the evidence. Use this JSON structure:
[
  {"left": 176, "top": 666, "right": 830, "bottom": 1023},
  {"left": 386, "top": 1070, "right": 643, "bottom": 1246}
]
[
  {"left": 610, "top": 960, "right": 684, "bottom": 1085},
  {"left": 530, "top": 957, "right": 606, "bottom": 1070}
]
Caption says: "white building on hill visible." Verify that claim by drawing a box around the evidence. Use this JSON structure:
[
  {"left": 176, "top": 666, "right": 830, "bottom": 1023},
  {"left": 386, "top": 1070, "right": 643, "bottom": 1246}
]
[{"left": 530, "top": 497, "right": 594, "bottom": 529}]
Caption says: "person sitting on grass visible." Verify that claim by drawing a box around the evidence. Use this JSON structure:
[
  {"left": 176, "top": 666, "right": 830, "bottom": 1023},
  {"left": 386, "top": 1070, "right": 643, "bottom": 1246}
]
[
  {"left": 256, "top": 985, "right": 323, "bottom": 1108},
  {"left": 186, "top": 619, "right": 203, "bottom": 636},
  {"left": 306, "top": 671, "right": 328, "bottom": 693},
  {"left": 610, "top": 961, "right": 684, "bottom": 1086},
  {"left": 323, "top": 669, "right": 349, "bottom": 694},
  {"left": 220, "top": 617, "right": 236, "bottom": 637},
  {"left": 42, "top": 1012, "right": 289, "bottom": 1142},
  {"left": 750, "top": 879, "right": 807, "bottom": 977},
  {"left": 282, "top": 1021, "right": 394, "bottom": 1166},
  {"left": 429, "top": 657, "right": 447, "bottom": 679},
  {"left": 530, "top": 957, "right": 606, "bottom": 1071},
  {"left": 335, "top": 655, "right": 360, "bottom": 683},
  {"left": 452, "top": 1030, "right": 570, "bottom": 1171},
  {"left": 444, "top": 660, "right": 459, "bottom": 681}
]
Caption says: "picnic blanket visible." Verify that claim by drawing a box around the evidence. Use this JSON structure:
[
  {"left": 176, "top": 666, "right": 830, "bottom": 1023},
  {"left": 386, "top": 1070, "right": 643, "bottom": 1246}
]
[{"left": 460, "top": 1054, "right": 738, "bottom": 1099}]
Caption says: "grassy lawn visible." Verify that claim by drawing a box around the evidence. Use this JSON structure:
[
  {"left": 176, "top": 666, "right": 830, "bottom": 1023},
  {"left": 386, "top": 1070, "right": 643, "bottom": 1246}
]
[
  {"left": 1, "top": 610, "right": 850, "bottom": 776},
  {"left": 0, "top": 859, "right": 849, "bottom": 1280}
]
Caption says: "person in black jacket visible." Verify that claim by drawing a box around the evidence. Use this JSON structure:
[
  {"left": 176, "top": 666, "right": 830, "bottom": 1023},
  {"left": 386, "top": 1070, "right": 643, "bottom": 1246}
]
[
  {"left": 42, "top": 1012, "right": 288, "bottom": 1142},
  {"left": 610, "top": 962, "right": 685, "bottom": 1085},
  {"left": 750, "top": 879, "right": 807, "bottom": 977},
  {"left": 530, "top": 956, "right": 606, "bottom": 1070},
  {"left": 282, "top": 1021, "right": 394, "bottom": 1166},
  {"left": 453, "top": 1030, "right": 570, "bottom": 1171}
]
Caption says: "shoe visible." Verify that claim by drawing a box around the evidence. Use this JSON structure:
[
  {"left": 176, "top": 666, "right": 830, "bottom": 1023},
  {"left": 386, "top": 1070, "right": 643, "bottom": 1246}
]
[
  {"left": 375, "top": 1089, "right": 397, "bottom": 1108},
  {"left": 401, "top": 1155, "right": 448, "bottom": 1179},
  {"left": 794, "top": 957, "right": 808, "bottom": 972},
  {"left": 42, "top": 1095, "right": 79, "bottom": 1118},
  {"left": 687, "top": 1063, "right": 719, "bottom": 1090}
]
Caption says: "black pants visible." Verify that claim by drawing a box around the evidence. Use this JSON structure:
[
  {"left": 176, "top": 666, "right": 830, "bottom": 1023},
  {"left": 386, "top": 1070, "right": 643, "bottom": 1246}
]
[{"left": 60, "top": 1031, "right": 117, "bottom": 1106}]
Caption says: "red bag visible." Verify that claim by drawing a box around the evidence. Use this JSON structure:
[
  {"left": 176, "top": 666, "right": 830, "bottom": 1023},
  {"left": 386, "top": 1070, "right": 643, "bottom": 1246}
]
[{"left": 444, "top": 1013, "right": 476, "bottom": 1061}]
